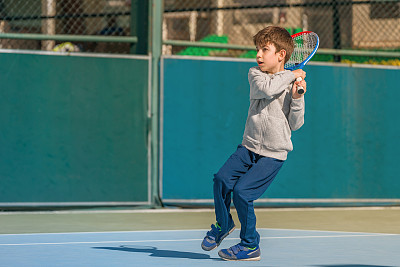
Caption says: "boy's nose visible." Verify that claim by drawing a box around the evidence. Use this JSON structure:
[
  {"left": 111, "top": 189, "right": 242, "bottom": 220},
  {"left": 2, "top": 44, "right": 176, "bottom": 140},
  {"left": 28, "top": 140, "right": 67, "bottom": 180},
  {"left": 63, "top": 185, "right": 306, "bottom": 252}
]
[{"left": 256, "top": 49, "right": 262, "bottom": 58}]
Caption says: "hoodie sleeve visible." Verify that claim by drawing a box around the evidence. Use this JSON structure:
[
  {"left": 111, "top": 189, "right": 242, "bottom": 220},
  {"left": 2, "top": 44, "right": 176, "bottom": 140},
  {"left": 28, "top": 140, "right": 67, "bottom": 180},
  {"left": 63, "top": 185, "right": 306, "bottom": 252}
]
[
  {"left": 248, "top": 67, "right": 295, "bottom": 100},
  {"left": 288, "top": 97, "right": 305, "bottom": 131}
]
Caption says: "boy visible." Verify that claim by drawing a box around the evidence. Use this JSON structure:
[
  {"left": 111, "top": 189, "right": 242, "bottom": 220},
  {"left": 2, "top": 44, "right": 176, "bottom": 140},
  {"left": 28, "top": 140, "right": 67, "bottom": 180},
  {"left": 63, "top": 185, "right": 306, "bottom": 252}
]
[{"left": 201, "top": 26, "right": 307, "bottom": 261}]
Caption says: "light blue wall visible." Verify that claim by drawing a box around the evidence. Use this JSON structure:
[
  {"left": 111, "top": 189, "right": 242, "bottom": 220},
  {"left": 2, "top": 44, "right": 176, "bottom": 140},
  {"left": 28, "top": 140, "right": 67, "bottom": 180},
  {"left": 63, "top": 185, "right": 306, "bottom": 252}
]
[{"left": 162, "top": 57, "right": 400, "bottom": 201}]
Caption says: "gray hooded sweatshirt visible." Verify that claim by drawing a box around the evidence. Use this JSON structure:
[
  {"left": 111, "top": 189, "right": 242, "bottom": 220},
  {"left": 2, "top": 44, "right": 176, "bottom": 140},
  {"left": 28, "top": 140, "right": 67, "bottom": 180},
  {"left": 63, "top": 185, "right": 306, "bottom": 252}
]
[{"left": 242, "top": 67, "right": 305, "bottom": 161}]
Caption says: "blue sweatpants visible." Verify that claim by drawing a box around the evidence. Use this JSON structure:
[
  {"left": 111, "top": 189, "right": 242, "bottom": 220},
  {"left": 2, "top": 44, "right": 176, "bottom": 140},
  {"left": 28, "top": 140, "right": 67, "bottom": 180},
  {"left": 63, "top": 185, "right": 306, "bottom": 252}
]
[{"left": 213, "top": 144, "right": 284, "bottom": 248}]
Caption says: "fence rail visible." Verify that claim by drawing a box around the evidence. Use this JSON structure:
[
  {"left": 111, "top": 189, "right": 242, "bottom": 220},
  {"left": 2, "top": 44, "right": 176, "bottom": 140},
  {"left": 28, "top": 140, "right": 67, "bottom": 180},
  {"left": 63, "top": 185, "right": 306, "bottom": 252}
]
[
  {"left": 0, "top": 33, "right": 137, "bottom": 43},
  {"left": 0, "top": 12, "right": 131, "bottom": 22}
]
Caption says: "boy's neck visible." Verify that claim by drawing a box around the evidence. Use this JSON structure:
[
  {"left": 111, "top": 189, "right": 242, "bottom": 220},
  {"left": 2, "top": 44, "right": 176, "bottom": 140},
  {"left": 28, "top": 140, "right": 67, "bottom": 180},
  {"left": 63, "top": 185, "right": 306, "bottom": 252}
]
[{"left": 265, "top": 65, "right": 285, "bottom": 74}]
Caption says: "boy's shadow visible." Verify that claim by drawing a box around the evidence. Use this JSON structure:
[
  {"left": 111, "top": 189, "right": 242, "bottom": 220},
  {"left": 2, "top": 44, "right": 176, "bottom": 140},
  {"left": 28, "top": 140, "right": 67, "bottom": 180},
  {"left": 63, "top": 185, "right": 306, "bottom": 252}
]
[{"left": 93, "top": 245, "right": 220, "bottom": 260}]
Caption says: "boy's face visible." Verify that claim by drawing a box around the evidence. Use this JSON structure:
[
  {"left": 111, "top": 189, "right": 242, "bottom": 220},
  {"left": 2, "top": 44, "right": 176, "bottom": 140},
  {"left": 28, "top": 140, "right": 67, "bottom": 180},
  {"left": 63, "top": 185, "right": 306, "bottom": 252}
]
[{"left": 255, "top": 42, "right": 286, "bottom": 73}]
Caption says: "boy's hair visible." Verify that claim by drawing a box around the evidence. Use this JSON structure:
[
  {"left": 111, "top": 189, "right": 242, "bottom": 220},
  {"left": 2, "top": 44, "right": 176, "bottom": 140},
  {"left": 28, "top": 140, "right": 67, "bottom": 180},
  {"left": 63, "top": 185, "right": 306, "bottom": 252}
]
[{"left": 253, "top": 26, "right": 294, "bottom": 63}]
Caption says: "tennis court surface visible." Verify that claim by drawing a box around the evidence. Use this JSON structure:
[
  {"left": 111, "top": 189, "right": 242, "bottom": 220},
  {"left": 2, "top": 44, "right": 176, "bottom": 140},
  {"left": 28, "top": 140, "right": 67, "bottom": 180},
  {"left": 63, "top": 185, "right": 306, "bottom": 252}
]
[{"left": 1, "top": 207, "right": 400, "bottom": 266}]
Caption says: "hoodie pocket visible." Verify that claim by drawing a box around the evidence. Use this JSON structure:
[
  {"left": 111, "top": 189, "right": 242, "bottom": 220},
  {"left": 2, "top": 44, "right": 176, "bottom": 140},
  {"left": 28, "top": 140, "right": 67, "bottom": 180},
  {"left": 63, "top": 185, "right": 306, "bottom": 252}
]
[{"left": 263, "top": 116, "right": 292, "bottom": 151}]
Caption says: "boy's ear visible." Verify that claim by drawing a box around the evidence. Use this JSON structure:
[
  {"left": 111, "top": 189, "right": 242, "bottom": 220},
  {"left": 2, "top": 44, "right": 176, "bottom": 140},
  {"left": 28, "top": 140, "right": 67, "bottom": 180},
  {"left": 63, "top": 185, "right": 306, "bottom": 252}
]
[{"left": 278, "top": 49, "right": 287, "bottom": 62}]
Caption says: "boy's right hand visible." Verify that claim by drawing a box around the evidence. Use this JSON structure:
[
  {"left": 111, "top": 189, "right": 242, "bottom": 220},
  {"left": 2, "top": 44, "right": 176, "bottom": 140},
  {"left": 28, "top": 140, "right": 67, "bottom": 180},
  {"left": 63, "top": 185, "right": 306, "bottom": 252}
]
[{"left": 292, "top": 69, "right": 306, "bottom": 80}]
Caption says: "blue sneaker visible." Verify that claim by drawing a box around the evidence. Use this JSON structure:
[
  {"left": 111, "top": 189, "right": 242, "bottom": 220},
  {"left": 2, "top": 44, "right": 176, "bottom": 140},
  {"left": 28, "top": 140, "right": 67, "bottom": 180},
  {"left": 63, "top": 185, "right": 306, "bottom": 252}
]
[
  {"left": 201, "top": 222, "right": 235, "bottom": 251},
  {"left": 218, "top": 244, "right": 261, "bottom": 261}
]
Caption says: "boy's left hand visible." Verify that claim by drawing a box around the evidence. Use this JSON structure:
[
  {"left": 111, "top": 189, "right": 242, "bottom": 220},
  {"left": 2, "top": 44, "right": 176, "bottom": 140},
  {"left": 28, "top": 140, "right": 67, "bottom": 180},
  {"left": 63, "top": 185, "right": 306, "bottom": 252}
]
[{"left": 292, "top": 79, "right": 306, "bottom": 99}]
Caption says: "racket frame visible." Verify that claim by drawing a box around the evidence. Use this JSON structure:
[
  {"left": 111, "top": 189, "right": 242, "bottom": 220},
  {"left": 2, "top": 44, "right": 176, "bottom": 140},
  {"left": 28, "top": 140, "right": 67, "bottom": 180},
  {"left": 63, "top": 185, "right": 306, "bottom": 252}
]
[
  {"left": 285, "top": 31, "right": 319, "bottom": 71},
  {"left": 285, "top": 31, "right": 319, "bottom": 94}
]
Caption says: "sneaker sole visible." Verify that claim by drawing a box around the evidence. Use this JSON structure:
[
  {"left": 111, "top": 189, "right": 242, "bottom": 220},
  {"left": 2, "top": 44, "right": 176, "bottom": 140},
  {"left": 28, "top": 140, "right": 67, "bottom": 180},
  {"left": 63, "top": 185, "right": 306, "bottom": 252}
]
[
  {"left": 220, "top": 256, "right": 261, "bottom": 261},
  {"left": 201, "top": 225, "right": 236, "bottom": 251}
]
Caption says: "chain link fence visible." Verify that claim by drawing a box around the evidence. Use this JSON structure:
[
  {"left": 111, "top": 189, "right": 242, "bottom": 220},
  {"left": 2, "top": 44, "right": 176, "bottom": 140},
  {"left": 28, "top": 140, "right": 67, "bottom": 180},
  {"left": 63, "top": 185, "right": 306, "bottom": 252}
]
[
  {"left": 0, "top": 0, "right": 132, "bottom": 53},
  {"left": 163, "top": 0, "right": 400, "bottom": 64},
  {"left": 0, "top": 0, "right": 399, "bottom": 64}
]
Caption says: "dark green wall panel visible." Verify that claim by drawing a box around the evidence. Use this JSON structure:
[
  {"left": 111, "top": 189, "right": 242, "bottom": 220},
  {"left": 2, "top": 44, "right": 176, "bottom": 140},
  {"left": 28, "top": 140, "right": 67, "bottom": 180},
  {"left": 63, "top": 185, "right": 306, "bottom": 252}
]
[{"left": 0, "top": 53, "right": 148, "bottom": 204}]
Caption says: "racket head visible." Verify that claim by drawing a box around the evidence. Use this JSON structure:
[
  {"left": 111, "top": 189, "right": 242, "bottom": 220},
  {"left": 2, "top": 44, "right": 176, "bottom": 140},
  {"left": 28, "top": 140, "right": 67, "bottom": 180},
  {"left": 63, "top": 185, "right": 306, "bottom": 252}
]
[{"left": 285, "top": 31, "right": 319, "bottom": 71}]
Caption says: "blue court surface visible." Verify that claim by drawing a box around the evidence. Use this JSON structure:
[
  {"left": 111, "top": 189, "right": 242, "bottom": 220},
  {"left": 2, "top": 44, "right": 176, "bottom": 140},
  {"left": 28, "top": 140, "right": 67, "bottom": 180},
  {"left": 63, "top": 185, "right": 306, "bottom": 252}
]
[{"left": 1, "top": 228, "right": 399, "bottom": 266}]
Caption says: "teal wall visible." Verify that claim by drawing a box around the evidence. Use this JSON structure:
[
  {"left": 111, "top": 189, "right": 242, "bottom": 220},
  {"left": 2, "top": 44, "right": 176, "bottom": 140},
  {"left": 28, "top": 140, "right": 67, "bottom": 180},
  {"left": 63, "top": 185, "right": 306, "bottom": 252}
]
[
  {"left": 162, "top": 57, "right": 400, "bottom": 201},
  {"left": 2, "top": 53, "right": 398, "bottom": 206},
  {"left": 0, "top": 53, "right": 149, "bottom": 204}
]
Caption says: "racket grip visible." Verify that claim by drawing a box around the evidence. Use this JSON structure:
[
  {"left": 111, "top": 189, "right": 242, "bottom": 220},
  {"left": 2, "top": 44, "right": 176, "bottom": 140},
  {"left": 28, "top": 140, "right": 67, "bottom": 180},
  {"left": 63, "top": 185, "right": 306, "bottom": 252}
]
[{"left": 296, "top": 77, "right": 305, "bottom": 95}]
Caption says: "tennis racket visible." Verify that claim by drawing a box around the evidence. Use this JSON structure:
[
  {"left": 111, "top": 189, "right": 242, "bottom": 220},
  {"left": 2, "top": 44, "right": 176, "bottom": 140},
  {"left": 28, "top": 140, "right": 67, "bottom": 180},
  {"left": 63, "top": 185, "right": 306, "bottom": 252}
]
[{"left": 285, "top": 31, "right": 319, "bottom": 94}]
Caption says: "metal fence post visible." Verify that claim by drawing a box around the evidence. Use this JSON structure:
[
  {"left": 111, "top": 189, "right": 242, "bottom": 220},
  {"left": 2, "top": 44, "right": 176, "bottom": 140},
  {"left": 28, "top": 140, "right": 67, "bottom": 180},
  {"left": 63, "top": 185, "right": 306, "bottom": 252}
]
[
  {"left": 332, "top": 0, "right": 342, "bottom": 62},
  {"left": 131, "top": 0, "right": 149, "bottom": 54},
  {"left": 149, "top": 0, "right": 163, "bottom": 207}
]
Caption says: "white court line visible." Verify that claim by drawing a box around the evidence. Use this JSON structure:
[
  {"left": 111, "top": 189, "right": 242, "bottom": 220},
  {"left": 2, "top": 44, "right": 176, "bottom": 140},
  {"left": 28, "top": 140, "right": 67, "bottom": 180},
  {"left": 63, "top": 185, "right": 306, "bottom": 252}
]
[
  {"left": 0, "top": 229, "right": 209, "bottom": 236},
  {"left": 0, "top": 233, "right": 397, "bottom": 247},
  {"left": 2, "top": 206, "right": 400, "bottom": 215},
  {"left": 1, "top": 227, "right": 398, "bottom": 237}
]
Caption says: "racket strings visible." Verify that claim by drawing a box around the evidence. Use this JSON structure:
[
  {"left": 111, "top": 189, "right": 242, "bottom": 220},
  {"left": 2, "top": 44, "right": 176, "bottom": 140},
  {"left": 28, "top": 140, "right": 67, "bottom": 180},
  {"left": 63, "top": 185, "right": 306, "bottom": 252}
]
[{"left": 285, "top": 33, "right": 318, "bottom": 69}]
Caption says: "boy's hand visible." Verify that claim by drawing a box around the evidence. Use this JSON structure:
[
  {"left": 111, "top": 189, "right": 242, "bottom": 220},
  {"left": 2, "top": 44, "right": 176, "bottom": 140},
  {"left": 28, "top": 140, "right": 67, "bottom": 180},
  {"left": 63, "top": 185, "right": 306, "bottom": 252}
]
[
  {"left": 292, "top": 79, "right": 306, "bottom": 99},
  {"left": 292, "top": 69, "right": 306, "bottom": 80}
]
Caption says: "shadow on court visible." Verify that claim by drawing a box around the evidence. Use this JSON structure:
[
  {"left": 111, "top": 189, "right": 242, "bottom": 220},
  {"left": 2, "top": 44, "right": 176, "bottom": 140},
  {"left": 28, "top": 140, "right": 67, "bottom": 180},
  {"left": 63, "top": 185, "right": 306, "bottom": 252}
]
[{"left": 93, "top": 245, "right": 219, "bottom": 260}]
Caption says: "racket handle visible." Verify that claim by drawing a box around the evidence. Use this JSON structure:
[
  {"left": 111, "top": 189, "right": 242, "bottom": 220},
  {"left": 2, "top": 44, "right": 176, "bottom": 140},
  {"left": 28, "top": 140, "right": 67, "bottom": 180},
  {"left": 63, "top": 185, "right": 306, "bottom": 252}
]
[{"left": 296, "top": 77, "right": 305, "bottom": 95}]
